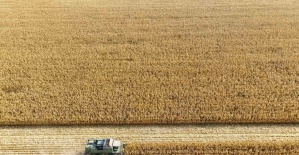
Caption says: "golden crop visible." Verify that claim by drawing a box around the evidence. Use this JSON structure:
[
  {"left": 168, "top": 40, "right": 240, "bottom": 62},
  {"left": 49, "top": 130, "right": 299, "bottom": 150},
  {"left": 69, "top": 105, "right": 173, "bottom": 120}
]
[
  {"left": 126, "top": 141, "right": 299, "bottom": 155},
  {"left": 0, "top": 0, "right": 298, "bottom": 125}
]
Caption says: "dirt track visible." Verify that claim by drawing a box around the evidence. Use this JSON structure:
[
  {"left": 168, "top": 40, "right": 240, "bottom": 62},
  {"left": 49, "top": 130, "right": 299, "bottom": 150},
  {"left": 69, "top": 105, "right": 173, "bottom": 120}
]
[{"left": 0, "top": 124, "right": 298, "bottom": 154}]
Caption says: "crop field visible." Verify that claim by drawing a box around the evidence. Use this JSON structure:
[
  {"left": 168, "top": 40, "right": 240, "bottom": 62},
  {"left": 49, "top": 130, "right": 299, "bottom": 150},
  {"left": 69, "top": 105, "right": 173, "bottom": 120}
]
[
  {"left": 1, "top": 0, "right": 299, "bottom": 154},
  {"left": 0, "top": 0, "right": 299, "bottom": 125},
  {"left": 1, "top": 125, "right": 299, "bottom": 154}
]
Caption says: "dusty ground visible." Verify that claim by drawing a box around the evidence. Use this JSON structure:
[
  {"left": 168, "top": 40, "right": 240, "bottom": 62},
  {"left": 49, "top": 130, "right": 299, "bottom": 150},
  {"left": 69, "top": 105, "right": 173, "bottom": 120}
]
[{"left": 0, "top": 124, "right": 298, "bottom": 154}]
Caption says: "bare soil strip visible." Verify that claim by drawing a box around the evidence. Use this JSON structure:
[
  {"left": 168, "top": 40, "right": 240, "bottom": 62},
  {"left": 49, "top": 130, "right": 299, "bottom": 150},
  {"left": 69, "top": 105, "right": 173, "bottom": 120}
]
[{"left": 0, "top": 124, "right": 298, "bottom": 154}]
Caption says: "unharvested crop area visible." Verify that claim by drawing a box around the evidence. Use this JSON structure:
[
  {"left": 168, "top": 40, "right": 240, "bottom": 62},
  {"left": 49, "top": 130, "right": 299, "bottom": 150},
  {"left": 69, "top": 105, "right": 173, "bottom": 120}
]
[
  {"left": 1, "top": 125, "right": 299, "bottom": 154},
  {"left": 0, "top": 0, "right": 299, "bottom": 125},
  {"left": 128, "top": 142, "right": 299, "bottom": 155}
]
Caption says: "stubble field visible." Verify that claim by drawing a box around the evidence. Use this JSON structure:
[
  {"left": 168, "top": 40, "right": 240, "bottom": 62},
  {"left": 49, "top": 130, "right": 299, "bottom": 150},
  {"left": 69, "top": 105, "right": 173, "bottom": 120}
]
[{"left": 1, "top": 125, "right": 299, "bottom": 154}]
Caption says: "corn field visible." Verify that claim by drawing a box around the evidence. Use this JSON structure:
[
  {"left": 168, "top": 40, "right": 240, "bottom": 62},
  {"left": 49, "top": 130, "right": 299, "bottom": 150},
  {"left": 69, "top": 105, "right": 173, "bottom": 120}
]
[
  {"left": 126, "top": 141, "right": 299, "bottom": 154},
  {"left": 1, "top": 0, "right": 299, "bottom": 125},
  {"left": 1, "top": 0, "right": 299, "bottom": 154}
]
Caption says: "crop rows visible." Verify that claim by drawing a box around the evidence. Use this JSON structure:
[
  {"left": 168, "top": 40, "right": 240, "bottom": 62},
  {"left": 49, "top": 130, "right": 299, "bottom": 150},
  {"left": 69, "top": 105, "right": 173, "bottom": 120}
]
[
  {"left": 126, "top": 141, "right": 299, "bottom": 155},
  {"left": 0, "top": 0, "right": 299, "bottom": 125}
]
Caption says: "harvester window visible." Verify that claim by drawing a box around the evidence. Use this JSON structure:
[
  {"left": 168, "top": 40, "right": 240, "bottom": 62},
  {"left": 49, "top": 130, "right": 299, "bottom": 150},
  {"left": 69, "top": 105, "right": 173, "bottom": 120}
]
[{"left": 97, "top": 140, "right": 104, "bottom": 145}]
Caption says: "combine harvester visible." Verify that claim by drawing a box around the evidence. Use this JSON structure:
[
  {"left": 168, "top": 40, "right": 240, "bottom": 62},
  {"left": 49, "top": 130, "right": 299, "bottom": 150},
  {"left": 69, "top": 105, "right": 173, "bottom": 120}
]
[{"left": 84, "top": 138, "right": 125, "bottom": 155}]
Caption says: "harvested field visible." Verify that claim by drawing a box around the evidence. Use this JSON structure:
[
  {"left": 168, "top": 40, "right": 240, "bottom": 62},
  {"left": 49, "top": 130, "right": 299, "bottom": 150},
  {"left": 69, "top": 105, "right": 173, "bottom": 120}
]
[
  {"left": 1, "top": 0, "right": 299, "bottom": 125},
  {"left": 0, "top": 125, "right": 299, "bottom": 154}
]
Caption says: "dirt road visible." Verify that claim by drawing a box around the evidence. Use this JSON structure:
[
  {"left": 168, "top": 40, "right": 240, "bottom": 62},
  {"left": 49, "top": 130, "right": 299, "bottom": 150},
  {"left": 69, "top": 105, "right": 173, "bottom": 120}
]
[{"left": 0, "top": 124, "right": 298, "bottom": 154}]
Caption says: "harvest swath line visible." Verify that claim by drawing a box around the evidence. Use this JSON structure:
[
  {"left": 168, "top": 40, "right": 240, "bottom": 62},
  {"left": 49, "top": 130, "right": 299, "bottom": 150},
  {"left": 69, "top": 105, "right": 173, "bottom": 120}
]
[{"left": 0, "top": 125, "right": 299, "bottom": 154}]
